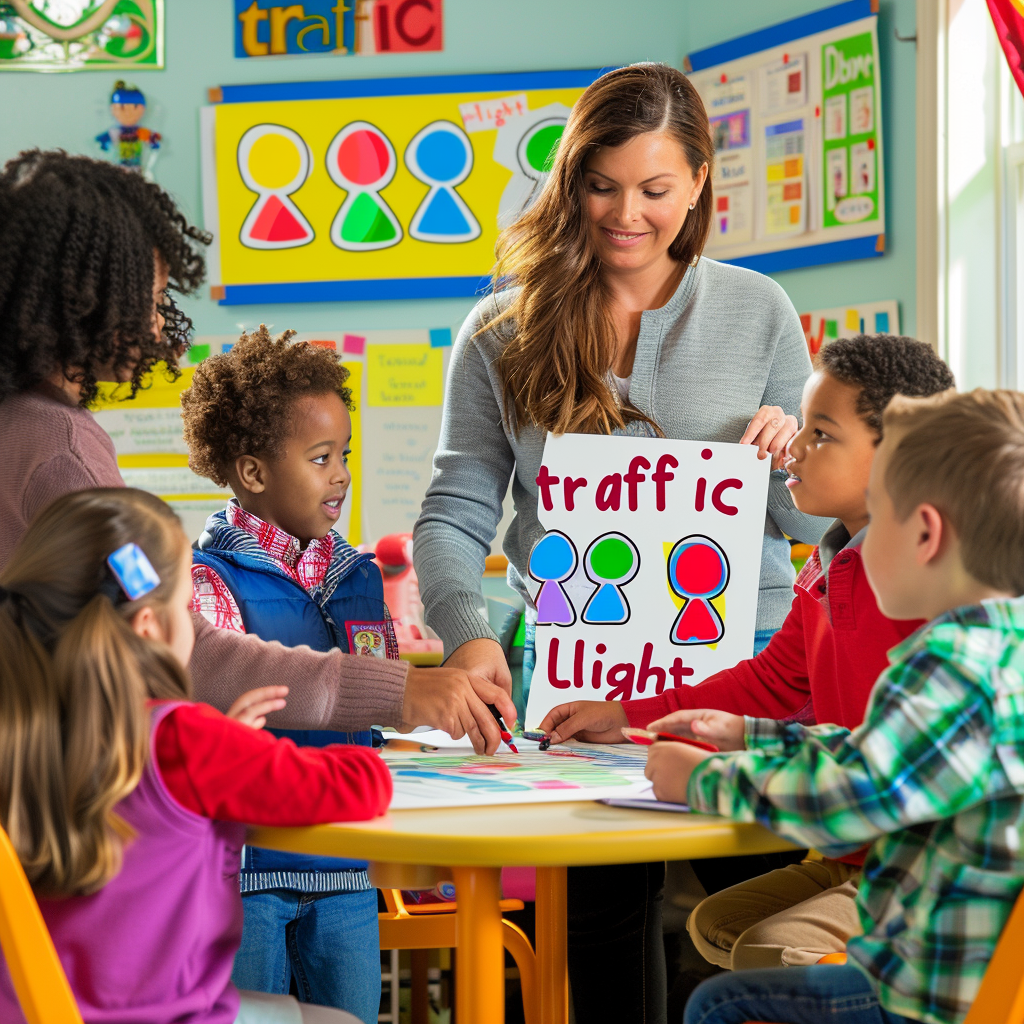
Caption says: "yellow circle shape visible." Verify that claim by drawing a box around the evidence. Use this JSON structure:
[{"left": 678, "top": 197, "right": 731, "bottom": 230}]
[{"left": 247, "top": 132, "right": 303, "bottom": 190}]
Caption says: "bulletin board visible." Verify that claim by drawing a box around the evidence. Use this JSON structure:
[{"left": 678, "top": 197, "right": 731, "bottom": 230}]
[
  {"left": 685, "top": 0, "right": 885, "bottom": 274},
  {"left": 200, "top": 68, "right": 607, "bottom": 304}
]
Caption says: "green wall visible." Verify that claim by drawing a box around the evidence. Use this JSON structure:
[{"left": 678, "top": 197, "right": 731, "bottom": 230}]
[{"left": 0, "top": 0, "right": 918, "bottom": 338}]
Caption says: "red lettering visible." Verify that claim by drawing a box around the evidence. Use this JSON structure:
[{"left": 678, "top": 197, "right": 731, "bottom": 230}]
[
  {"left": 547, "top": 638, "right": 571, "bottom": 688},
  {"left": 624, "top": 456, "right": 650, "bottom": 511},
  {"left": 536, "top": 464, "right": 560, "bottom": 512},
  {"left": 573, "top": 639, "right": 585, "bottom": 687},
  {"left": 604, "top": 662, "right": 635, "bottom": 701},
  {"left": 653, "top": 454, "right": 677, "bottom": 511},
  {"left": 592, "top": 643, "right": 606, "bottom": 688},
  {"left": 635, "top": 642, "right": 664, "bottom": 695},
  {"left": 712, "top": 478, "right": 743, "bottom": 515},
  {"left": 563, "top": 476, "right": 588, "bottom": 511},
  {"left": 668, "top": 657, "right": 695, "bottom": 691},
  {"left": 596, "top": 473, "right": 622, "bottom": 511},
  {"left": 695, "top": 477, "right": 707, "bottom": 512},
  {"left": 394, "top": 0, "right": 435, "bottom": 46}
]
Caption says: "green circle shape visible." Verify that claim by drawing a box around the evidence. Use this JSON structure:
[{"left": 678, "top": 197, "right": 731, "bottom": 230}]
[
  {"left": 525, "top": 124, "right": 564, "bottom": 173},
  {"left": 590, "top": 536, "right": 633, "bottom": 579}
]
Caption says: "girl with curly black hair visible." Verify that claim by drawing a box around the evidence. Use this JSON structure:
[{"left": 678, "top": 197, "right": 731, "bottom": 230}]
[{"left": 0, "top": 149, "right": 514, "bottom": 760}]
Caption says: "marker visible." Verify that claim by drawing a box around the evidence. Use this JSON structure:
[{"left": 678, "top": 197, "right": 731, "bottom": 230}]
[
  {"left": 486, "top": 704, "right": 519, "bottom": 753},
  {"left": 381, "top": 738, "right": 440, "bottom": 752},
  {"left": 522, "top": 730, "right": 552, "bottom": 751},
  {"left": 621, "top": 728, "right": 719, "bottom": 753}
]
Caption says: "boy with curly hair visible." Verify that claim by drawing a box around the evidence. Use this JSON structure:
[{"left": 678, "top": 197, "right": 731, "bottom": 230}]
[
  {"left": 539, "top": 335, "right": 955, "bottom": 981},
  {"left": 182, "top": 326, "right": 390, "bottom": 1023}
]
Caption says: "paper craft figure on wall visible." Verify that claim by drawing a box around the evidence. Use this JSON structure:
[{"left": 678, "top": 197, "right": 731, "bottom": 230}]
[
  {"left": 238, "top": 123, "right": 315, "bottom": 249},
  {"left": 529, "top": 530, "right": 578, "bottom": 627},
  {"left": 494, "top": 103, "right": 571, "bottom": 227},
  {"left": 327, "top": 122, "right": 403, "bottom": 251},
  {"left": 95, "top": 81, "right": 161, "bottom": 173},
  {"left": 582, "top": 532, "right": 639, "bottom": 625},
  {"left": 668, "top": 535, "right": 729, "bottom": 645},
  {"left": 405, "top": 120, "right": 480, "bottom": 243}
]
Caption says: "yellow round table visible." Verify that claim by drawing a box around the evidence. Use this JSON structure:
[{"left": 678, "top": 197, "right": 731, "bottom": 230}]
[{"left": 249, "top": 800, "right": 795, "bottom": 1023}]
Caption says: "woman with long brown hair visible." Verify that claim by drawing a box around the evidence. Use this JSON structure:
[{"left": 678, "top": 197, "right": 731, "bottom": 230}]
[{"left": 414, "top": 63, "right": 828, "bottom": 1022}]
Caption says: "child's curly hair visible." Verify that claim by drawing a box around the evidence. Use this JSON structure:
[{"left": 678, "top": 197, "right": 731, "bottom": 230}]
[{"left": 181, "top": 326, "right": 354, "bottom": 488}]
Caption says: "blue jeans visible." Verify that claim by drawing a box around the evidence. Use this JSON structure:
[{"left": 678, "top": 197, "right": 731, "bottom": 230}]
[
  {"left": 232, "top": 889, "right": 380, "bottom": 1024},
  {"left": 684, "top": 965, "right": 917, "bottom": 1024}
]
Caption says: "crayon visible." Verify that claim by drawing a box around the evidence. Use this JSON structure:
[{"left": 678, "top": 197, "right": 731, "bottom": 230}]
[{"left": 621, "top": 728, "right": 719, "bottom": 753}]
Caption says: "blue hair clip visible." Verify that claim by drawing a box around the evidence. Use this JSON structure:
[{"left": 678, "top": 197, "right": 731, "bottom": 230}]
[{"left": 106, "top": 543, "right": 161, "bottom": 602}]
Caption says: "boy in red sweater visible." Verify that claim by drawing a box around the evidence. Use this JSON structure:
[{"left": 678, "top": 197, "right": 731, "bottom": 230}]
[{"left": 539, "top": 334, "right": 955, "bottom": 970}]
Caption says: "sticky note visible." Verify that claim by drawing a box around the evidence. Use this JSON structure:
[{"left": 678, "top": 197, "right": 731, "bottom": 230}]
[
  {"left": 845, "top": 309, "right": 859, "bottom": 331},
  {"left": 343, "top": 334, "right": 366, "bottom": 356},
  {"left": 874, "top": 311, "right": 890, "bottom": 333},
  {"left": 799, "top": 314, "right": 811, "bottom": 332},
  {"left": 187, "top": 344, "right": 210, "bottom": 364},
  {"left": 825, "top": 319, "right": 838, "bottom": 338},
  {"left": 309, "top": 339, "right": 337, "bottom": 350},
  {"left": 222, "top": 343, "right": 234, "bottom": 353},
  {"left": 429, "top": 327, "right": 453, "bottom": 348},
  {"left": 366, "top": 344, "right": 443, "bottom": 407}
]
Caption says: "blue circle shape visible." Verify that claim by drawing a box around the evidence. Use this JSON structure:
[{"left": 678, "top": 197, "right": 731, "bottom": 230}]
[
  {"left": 530, "top": 532, "right": 575, "bottom": 580},
  {"left": 415, "top": 130, "right": 467, "bottom": 182}
]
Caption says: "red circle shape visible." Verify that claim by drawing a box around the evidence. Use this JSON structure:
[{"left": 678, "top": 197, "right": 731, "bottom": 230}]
[
  {"left": 337, "top": 130, "right": 390, "bottom": 185},
  {"left": 674, "top": 544, "right": 724, "bottom": 594}
]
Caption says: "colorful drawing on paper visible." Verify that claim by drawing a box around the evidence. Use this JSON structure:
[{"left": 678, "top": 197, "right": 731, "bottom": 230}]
[
  {"left": 0, "top": 0, "right": 163, "bottom": 71},
  {"left": 525, "top": 435, "right": 770, "bottom": 728},
  {"left": 201, "top": 70, "right": 604, "bottom": 303},
  {"left": 384, "top": 742, "right": 653, "bottom": 810},
  {"left": 798, "top": 300, "right": 900, "bottom": 356}
]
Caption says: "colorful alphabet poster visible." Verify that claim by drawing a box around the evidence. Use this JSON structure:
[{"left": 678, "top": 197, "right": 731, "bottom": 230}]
[
  {"left": 200, "top": 69, "right": 604, "bottom": 303},
  {"left": 686, "top": 0, "right": 885, "bottom": 274},
  {"left": 524, "top": 434, "right": 770, "bottom": 730},
  {"left": 234, "top": 0, "right": 442, "bottom": 58},
  {"left": 0, "top": 0, "right": 163, "bottom": 71}
]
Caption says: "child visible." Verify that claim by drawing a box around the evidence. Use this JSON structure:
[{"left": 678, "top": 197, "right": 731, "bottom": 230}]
[
  {"left": 539, "top": 336, "right": 955, "bottom": 970},
  {"left": 0, "top": 486, "right": 388, "bottom": 1024},
  {"left": 649, "top": 388, "right": 1024, "bottom": 1024},
  {"left": 181, "top": 327, "right": 389, "bottom": 1024}
]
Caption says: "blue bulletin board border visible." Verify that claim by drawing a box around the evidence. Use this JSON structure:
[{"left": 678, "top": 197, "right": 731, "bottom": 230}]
[
  {"left": 219, "top": 276, "right": 491, "bottom": 305},
  {"left": 723, "top": 234, "right": 883, "bottom": 275}
]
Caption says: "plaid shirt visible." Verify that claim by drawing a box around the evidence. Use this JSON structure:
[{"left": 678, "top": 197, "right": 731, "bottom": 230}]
[
  {"left": 191, "top": 501, "right": 336, "bottom": 633},
  {"left": 688, "top": 597, "right": 1024, "bottom": 1024}
]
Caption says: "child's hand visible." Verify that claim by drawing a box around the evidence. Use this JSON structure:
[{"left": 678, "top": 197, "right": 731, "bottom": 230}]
[
  {"left": 644, "top": 741, "right": 714, "bottom": 803},
  {"left": 538, "top": 701, "right": 629, "bottom": 744},
  {"left": 645, "top": 709, "right": 746, "bottom": 751},
  {"left": 226, "top": 686, "right": 289, "bottom": 730},
  {"left": 739, "top": 405, "right": 799, "bottom": 471}
]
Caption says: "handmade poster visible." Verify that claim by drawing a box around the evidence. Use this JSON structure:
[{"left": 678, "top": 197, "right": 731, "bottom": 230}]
[
  {"left": 234, "top": 0, "right": 442, "bottom": 59},
  {"left": 686, "top": 0, "right": 885, "bottom": 274},
  {"left": 524, "top": 434, "right": 770, "bottom": 729},
  {"left": 0, "top": 0, "right": 163, "bottom": 71},
  {"left": 798, "top": 299, "right": 900, "bottom": 357},
  {"left": 383, "top": 736, "right": 654, "bottom": 810},
  {"left": 200, "top": 68, "right": 603, "bottom": 304}
]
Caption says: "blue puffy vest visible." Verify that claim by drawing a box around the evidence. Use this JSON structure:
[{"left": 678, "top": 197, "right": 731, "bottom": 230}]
[{"left": 194, "top": 525, "right": 394, "bottom": 894}]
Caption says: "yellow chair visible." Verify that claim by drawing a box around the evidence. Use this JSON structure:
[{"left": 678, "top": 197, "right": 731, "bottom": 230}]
[
  {"left": 0, "top": 825, "right": 82, "bottom": 1024},
  {"left": 379, "top": 888, "right": 539, "bottom": 1024},
  {"left": 745, "top": 885, "right": 1024, "bottom": 1024}
]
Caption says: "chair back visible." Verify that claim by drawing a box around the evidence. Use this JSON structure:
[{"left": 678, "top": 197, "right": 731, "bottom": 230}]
[
  {"left": 0, "top": 825, "right": 82, "bottom": 1024},
  {"left": 962, "top": 882, "right": 1024, "bottom": 1024}
]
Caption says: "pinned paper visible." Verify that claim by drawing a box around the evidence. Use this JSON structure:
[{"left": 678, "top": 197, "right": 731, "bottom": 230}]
[
  {"left": 845, "top": 309, "right": 859, "bottom": 331},
  {"left": 429, "top": 327, "right": 452, "bottom": 348},
  {"left": 874, "top": 311, "right": 889, "bottom": 333},
  {"left": 366, "top": 344, "right": 443, "bottom": 406},
  {"left": 309, "top": 339, "right": 337, "bottom": 350},
  {"left": 187, "top": 344, "right": 211, "bottom": 364},
  {"left": 343, "top": 334, "right": 367, "bottom": 355},
  {"left": 825, "top": 319, "right": 838, "bottom": 337},
  {"left": 459, "top": 94, "right": 528, "bottom": 133}
]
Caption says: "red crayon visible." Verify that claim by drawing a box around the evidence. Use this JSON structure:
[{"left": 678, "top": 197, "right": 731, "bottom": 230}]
[{"left": 621, "top": 728, "right": 719, "bottom": 753}]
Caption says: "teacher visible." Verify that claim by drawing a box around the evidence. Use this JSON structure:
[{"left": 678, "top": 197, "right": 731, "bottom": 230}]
[{"left": 413, "top": 64, "right": 828, "bottom": 1023}]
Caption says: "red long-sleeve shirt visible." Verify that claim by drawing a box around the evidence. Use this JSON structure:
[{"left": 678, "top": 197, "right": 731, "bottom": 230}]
[{"left": 154, "top": 702, "right": 392, "bottom": 824}]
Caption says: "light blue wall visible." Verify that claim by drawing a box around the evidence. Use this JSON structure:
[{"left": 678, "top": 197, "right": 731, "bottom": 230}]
[{"left": 0, "top": 0, "right": 918, "bottom": 338}]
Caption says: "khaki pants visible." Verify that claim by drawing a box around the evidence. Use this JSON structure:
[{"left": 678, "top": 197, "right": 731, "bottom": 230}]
[{"left": 687, "top": 854, "right": 862, "bottom": 971}]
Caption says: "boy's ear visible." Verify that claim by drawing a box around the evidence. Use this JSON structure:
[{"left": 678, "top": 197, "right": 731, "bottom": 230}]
[
  {"left": 235, "top": 455, "right": 267, "bottom": 495},
  {"left": 129, "top": 604, "right": 165, "bottom": 643},
  {"left": 914, "top": 503, "right": 946, "bottom": 567}
]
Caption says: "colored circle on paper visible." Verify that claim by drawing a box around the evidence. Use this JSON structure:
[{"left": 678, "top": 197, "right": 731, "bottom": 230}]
[
  {"left": 337, "top": 129, "right": 391, "bottom": 185},
  {"left": 588, "top": 536, "right": 635, "bottom": 580},
  {"left": 524, "top": 123, "right": 564, "bottom": 173},
  {"left": 414, "top": 129, "right": 468, "bottom": 182},
  {"left": 670, "top": 539, "right": 728, "bottom": 598},
  {"left": 530, "top": 532, "right": 576, "bottom": 581},
  {"left": 248, "top": 133, "right": 302, "bottom": 190}
]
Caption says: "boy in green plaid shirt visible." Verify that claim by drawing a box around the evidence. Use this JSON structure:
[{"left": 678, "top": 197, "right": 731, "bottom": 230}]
[{"left": 650, "top": 389, "right": 1024, "bottom": 1024}]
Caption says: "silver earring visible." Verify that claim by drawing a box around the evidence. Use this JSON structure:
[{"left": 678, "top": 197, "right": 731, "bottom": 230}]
[{"left": 688, "top": 203, "right": 695, "bottom": 210}]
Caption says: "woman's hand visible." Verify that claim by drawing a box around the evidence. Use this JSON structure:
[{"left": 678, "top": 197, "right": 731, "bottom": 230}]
[
  {"left": 740, "top": 405, "right": 799, "bottom": 471},
  {"left": 443, "top": 637, "right": 513, "bottom": 696},
  {"left": 226, "top": 685, "right": 289, "bottom": 730},
  {"left": 646, "top": 708, "right": 746, "bottom": 751},
  {"left": 644, "top": 741, "right": 714, "bottom": 803},
  {"left": 538, "top": 701, "right": 629, "bottom": 744}
]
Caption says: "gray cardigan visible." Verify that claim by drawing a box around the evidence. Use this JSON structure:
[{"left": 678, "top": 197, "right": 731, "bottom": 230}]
[{"left": 413, "top": 257, "right": 830, "bottom": 656}]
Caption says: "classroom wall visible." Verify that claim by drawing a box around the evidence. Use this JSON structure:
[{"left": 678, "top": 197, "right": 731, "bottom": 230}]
[{"left": 0, "top": 0, "right": 918, "bottom": 339}]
